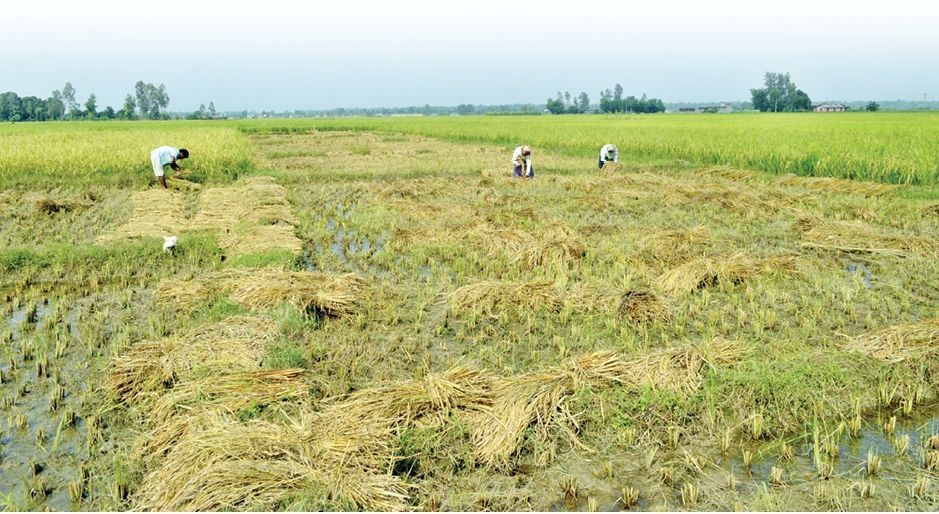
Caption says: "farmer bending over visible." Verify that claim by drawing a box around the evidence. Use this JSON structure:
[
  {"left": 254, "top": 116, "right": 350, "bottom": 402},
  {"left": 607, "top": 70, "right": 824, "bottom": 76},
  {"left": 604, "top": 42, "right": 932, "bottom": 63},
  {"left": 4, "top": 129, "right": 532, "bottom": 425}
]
[
  {"left": 598, "top": 143, "right": 618, "bottom": 169},
  {"left": 512, "top": 145, "right": 534, "bottom": 179},
  {"left": 150, "top": 146, "right": 189, "bottom": 188}
]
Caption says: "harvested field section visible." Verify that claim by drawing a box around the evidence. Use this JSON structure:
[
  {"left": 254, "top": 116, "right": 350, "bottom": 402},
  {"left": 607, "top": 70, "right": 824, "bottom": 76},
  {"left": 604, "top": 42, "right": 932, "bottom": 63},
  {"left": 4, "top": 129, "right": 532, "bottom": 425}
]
[
  {"left": 190, "top": 176, "right": 303, "bottom": 256},
  {"left": 109, "top": 315, "right": 278, "bottom": 402},
  {"left": 844, "top": 319, "right": 939, "bottom": 362},
  {"left": 98, "top": 189, "right": 190, "bottom": 241},
  {"left": 797, "top": 217, "right": 939, "bottom": 257},
  {"left": 158, "top": 268, "right": 365, "bottom": 316},
  {"left": 13, "top": 123, "right": 934, "bottom": 512},
  {"left": 656, "top": 253, "right": 799, "bottom": 296}
]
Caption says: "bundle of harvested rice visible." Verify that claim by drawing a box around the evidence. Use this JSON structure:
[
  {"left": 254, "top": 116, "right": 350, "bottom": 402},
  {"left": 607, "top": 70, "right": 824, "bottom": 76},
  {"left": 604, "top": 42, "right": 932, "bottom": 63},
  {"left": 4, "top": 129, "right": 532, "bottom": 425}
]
[
  {"left": 600, "top": 162, "right": 624, "bottom": 173},
  {"left": 158, "top": 269, "right": 365, "bottom": 316},
  {"left": 155, "top": 278, "right": 213, "bottom": 312},
  {"left": 471, "top": 352, "right": 628, "bottom": 466},
  {"left": 797, "top": 217, "right": 938, "bottom": 257},
  {"left": 695, "top": 166, "right": 759, "bottom": 181},
  {"left": 166, "top": 176, "right": 203, "bottom": 191},
  {"left": 143, "top": 369, "right": 308, "bottom": 423},
  {"left": 191, "top": 176, "right": 298, "bottom": 229},
  {"left": 135, "top": 413, "right": 409, "bottom": 511},
  {"left": 219, "top": 223, "right": 304, "bottom": 255},
  {"left": 320, "top": 366, "right": 495, "bottom": 426},
  {"left": 567, "top": 285, "right": 669, "bottom": 325},
  {"left": 619, "top": 290, "right": 670, "bottom": 325},
  {"left": 638, "top": 225, "right": 711, "bottom": 262},
  {"left": 447, "top": 280, "right": 564, "bottom": 319},
  {"left": 109, "top": 316, "right": 276, "bottom": 402},
  {"left": 656, "top": 253, "right": 798, "bottom": 296},
  {"left": 674, "top": 182, "right": 758, "bottom": 212},
  {"left": 34, "top": 196, "right": 94, "bottom": 214},
  {"left": 843, "top": 319, "right": 939, "bottom": 362},
  {"left": 226, "top": 269, "right": 364, "bottom": 316},
  {"left": 468, "top": 223, "right": 529, "bottom": 256},
  {"left": 777, "top": 174, "right": 898, "bottom": 197},
  {"left": 620, "top": 338, "right": 746, "bottom": 393},
  {"left": 98, "top": 189, "right": 187, "bottom": 241},
  {"left": 516, "top": 224, "right": 586, "bottom": 269}
]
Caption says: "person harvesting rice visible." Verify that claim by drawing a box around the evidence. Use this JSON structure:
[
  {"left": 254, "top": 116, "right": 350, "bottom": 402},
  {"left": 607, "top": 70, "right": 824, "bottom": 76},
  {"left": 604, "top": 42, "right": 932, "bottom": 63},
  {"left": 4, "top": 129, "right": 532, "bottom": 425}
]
[
  {"left": 598, "top": 143, "right": 618, "bottom": 169},
  {"left": 150, "top": 146, "right": 189, "bottom": 188},
  {"left": 512, "top": 145, "right": 534, "bottom": 179}
]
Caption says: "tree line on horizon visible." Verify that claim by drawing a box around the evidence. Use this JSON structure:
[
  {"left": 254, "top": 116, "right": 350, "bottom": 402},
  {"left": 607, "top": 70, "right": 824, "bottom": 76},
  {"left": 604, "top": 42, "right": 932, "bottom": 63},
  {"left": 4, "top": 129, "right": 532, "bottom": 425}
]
[
  {"left": 0, "top": 72, "right": 921, "bottom": 121},
  {"left": 0, "top": 81, "right": 180, "bottom": 122}
]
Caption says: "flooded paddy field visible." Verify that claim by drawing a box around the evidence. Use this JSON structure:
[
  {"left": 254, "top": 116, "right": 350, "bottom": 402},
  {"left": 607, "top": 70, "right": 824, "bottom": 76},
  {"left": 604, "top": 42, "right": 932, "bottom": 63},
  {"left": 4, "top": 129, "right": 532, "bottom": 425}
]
[{"left": 1, "top": 120, "right": 937, "bottom": 510}]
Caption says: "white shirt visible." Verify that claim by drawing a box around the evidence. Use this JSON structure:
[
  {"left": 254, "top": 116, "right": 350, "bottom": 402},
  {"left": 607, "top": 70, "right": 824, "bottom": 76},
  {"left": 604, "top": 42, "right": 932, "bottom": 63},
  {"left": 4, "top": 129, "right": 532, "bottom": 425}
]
[
  {"left": 151, "top": 146, "right": 181, "bottom": 167},
  {"left": 512, "top": 146, "right": 531, "bottom": 166},
  {"left": 599, "top": 144, "right": 618, "bottom": 162}
]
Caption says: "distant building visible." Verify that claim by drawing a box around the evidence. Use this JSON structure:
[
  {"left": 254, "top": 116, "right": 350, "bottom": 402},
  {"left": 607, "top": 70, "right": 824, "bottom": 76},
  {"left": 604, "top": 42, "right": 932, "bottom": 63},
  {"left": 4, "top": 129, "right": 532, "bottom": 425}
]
[
  {"left": 678, "top": 103, "right": 733, "bottom": 113},
  {"left": 813, "top": 103, "right": 849, "bottom": 112}
]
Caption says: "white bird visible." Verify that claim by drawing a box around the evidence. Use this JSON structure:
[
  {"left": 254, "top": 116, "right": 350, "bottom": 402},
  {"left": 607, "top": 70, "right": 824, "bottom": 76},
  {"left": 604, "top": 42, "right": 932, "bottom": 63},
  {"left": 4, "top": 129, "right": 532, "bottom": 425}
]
[{"left": 163, "top": 235, "right": 178, "bottom": 254}]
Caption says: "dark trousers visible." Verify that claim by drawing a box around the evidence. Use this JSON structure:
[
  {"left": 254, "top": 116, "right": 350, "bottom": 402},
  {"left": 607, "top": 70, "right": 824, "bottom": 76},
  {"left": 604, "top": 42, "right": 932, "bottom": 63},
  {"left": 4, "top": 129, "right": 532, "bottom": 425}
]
[{"left": 513, "top": 164, "right": 534, "bottom": 178}]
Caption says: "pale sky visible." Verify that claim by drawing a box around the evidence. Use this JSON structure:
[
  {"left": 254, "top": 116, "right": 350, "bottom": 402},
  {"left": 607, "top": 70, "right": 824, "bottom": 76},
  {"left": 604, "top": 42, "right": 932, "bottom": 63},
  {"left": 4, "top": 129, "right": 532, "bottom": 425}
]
[{"left": 2, "top": 0, "right": 937, "bottom": 111}]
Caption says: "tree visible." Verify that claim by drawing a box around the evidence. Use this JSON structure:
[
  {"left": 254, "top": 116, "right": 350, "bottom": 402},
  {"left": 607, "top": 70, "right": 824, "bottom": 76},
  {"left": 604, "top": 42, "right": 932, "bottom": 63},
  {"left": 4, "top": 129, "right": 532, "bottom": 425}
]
[
  {"left": 84, "top": 94, "right": 97, "bottom": 119},
  {"left": 866, "top": 101, "right": 880, "bottom": 112},
  {"left": 101, "top": 106, "right": 116, "bottom": 119},
  {"left": 576, "top": 92, "right": 590, "bottom": 113},
  {"left": 135, "top": 81, "right": 152, "bottom": 118},
  {"left": 599, "top": 88, "right": 614, "bottom": 113},
  {"left": 750, "top": 72, "right": 812, "bottom": 112},
  {"left": 546, "top": 92, "right": 565, "bottom": 114},
  {"left": 21, "top": 96, "right": 46, "bottom": 121},
  {"left": 46, "top": 90, "right": 65, "bottom": 120},
  {"left": 0, "top": 92, "right": 22, "bottom": 121},
  {"left": 152, "top": 84, "right": 169, "bottom": 118},
  {"left": 133, "top": 81, "right": 170, "bottom": 119},
  {"left": 61, "top": 82, "right": 78, "bottom": 119},
  {"left": 120, "top": 94, "right": 137, "bottom": 120},
  {"left": 208, "top": 101, "right": 217, "bottom": 119},
  {"left": 750, "top": 88, "right": 769, "bottom": 112}
]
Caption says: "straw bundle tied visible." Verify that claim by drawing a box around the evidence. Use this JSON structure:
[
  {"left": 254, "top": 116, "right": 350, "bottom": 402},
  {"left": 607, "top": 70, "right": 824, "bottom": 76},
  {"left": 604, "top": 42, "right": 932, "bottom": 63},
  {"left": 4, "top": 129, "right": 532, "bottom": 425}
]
[
  {"left": 109, "top": 315, "right": 276, "bottom": 402},
  {"left": 135, "top": 412, "right": 409, "bottom": 511},
  {"left": 158, "top": 269, "right": 365, "bottom": 316},
  {"left": 843, "top": 319, "right": 939, "bottom": 363},
  {"left": 447, "top": 280, "right": 563, "bottom": 319},
  {"left": 98, "top": 189, "right": 187, "bottom": 241},
  {"left": 777, "top": 174, "right": 898, "bottom": 197},
  {"left": 656, "top": 253, "right": 799, "bottom": 296},
  {"left": 798, "top": 217, "right": 938, "bottom": 257},
  {"left": 470, "top": 340, "right": 745, "bottom": 466},
  {"left": 600, "top": 162, "right": 624, "bottom": 173}
]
